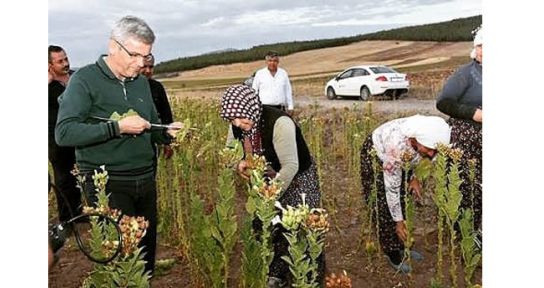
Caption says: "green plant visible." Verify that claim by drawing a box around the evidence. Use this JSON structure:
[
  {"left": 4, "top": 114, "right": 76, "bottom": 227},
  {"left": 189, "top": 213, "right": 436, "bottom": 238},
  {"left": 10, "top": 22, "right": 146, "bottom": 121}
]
[
  {"left": 240, "top": 217, "right": 266, "bottom": 288},
  {"left": 278, "top": 194, "right": 328, "bottom": 287},
  {"left": 459, "top": 208, "right": 481, "bottom": 287},
  {"left": 283, "top": 230, "right": 312, "bottom": 287},
  {"left": 431, "top": 144, "right": 448, "bottom": 285},
  {"left": 208, "top": 143, "right": 242, "bottom": 287},
  {"left": 432, "top": 145, "right": 464, "bottom": 288},
  {"left": 444, "top": 148, "right": 464, "bottom": 288},
  {"left": 183, "top": 143, "right": 242, "bottom": 288},
  {"left": 243, "top": 154, "right": 281, "bottom": 285},
  {"left": 79, "top": 167, "right": 151, "bottom": 288},
  {"left": 187, "top": 190, "right": 222, "bottom": 287}
]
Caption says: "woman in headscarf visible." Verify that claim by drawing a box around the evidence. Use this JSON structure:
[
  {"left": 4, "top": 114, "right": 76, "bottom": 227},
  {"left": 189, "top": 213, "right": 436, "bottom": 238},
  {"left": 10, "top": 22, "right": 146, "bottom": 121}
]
[
  {"left": 220, "top": 84, "right": 323, "bottom": 288},
  {"left": 360, "top": 114, "right": 451, "bottom": 273},
  {"left": 436, "top": 26, "right": 482, "bottom": 231}
]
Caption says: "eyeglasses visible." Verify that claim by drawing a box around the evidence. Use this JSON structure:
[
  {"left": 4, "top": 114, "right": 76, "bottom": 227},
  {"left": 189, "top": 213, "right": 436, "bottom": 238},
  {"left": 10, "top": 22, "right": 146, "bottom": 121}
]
[{"left": 113, "top": 39, "right": 153, "bottom": 62}]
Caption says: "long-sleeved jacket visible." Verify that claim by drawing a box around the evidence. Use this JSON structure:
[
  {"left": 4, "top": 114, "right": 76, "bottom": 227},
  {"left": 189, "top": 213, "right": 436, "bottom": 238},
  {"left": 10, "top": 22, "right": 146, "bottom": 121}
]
[{"left": 436, "top": 60, "right": 482, "bottom": 121}]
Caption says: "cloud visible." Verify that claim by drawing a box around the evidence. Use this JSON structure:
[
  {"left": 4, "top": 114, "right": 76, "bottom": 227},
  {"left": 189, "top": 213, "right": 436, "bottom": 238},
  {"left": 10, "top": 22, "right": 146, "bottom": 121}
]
[
  {"left": 48, "top": 0, "right": 481, "bottom": 67},
  {"left": 201, "top": 16, "right": 227, "bottom": 27}
]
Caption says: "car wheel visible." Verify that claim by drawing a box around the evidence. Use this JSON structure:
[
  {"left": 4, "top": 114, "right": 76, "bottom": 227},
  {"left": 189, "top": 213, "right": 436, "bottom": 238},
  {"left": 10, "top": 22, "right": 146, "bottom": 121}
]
[
  {"left": 360, "top": 86, "right": 370, "bottom": 101},
  {"left": 392, "top": 90, "right": 403, "bottom": 100},
  {"left": 326, "top": 87, "right": 337, "bottom": 100}
]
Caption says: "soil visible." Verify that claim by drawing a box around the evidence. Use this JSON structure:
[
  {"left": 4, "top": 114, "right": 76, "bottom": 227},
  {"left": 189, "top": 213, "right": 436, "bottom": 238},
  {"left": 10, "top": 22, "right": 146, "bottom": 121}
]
[
  {"left": 295, "top": 95, "right": 443, "bottom": 117},
  {"left": 49, "top": 194, "right": 481, "bottom": 288}
]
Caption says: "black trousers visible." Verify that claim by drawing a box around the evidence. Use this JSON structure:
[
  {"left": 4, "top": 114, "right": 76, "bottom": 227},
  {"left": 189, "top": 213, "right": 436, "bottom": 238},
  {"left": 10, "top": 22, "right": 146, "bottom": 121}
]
[
  {"left": 49, "top": 144, "right": 81, "bottom": 222},
  {"left": 83, "top": 173, "right": 158, "bottom": 273},
  {"left": 263, "top": 104, "right": 286, "bottom": 111}
]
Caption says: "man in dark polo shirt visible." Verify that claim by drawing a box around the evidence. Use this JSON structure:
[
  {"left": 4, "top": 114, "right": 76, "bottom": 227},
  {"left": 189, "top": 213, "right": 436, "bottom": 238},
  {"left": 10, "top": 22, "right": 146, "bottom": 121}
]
[
  {"left": 48, "top": 45, "right": 81, "bottom": 223},
  {"left": 140, "top": 55, "right": 174, "bottom": 160}
]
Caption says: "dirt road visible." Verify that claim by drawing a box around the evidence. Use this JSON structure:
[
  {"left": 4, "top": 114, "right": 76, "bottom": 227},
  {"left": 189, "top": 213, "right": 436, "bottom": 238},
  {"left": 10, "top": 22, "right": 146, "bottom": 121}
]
[{"left": 295, "top": 95, "right": 444, "bottom": 116}]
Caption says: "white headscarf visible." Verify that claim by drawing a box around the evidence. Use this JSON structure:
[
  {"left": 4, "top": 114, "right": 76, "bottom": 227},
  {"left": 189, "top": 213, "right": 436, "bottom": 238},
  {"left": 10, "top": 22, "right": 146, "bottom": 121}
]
[
  {"left": 401, "top": 115, "right": 451, "bottom": 149},
  {"left": 470, "top": 26, "right": 482, "bottom": 59}
]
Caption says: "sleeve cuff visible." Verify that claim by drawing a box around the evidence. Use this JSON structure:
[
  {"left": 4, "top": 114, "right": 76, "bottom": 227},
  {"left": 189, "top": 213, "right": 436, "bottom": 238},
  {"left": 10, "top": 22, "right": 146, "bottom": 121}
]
[{"left": 110, "top": 121, "right": 121, "bottom": 138}]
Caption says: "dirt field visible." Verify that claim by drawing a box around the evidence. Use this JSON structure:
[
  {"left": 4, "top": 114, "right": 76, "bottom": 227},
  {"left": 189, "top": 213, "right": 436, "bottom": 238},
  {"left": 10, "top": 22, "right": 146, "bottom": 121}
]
[
  {"left": 164, "top": 40, "right": 471, "bottom": 81},
  {"left": 49, "top": 39, "right": 480, "bottom": 287},
  {"left": 49, "top": 150, "right": 481, "bottom": 288}
]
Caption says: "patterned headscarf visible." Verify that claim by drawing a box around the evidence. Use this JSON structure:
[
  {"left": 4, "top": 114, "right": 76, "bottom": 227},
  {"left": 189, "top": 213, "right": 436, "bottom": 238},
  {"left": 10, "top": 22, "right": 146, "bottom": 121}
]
[{"left": 220, "top": 84, "right": 262, "bottom": 137}]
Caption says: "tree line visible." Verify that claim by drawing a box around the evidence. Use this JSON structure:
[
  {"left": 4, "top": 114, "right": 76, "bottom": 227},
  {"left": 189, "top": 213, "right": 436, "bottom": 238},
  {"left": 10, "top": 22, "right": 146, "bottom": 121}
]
[{"left": 154, "top": 15, "right": 481, "bottom": 75}]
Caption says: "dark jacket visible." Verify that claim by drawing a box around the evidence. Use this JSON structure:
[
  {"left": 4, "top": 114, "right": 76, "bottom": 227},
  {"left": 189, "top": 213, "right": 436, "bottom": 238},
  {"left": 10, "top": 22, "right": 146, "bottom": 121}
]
[
  {"left": 436, "top": 60, "right": 482, "bottom": 122},
  {"left": 49, "top": 80, "right": 66, "bottom": 148},
  {"left": 148, "top": 78, "right": 173, "bottom": 124},
  {"left": 49, "top": 80, "right": 75, "bottom": 161}
]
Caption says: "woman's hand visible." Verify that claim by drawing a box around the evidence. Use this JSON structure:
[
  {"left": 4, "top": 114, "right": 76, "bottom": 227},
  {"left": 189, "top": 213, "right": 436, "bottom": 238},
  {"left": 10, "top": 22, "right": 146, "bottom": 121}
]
[
  {"left": 473, "top": 108, "right": 482, "bottom": 123},
  {"left": 408, "top": 177, "right": 422, "bottom": 202},
  {"left": 166, "top": 122, "right": 184, "bottom": 138},
  {"left": 396, "top": 221, "right": 408, "bottom": 242},
  {"left": 264, "top": 165, "right": 277, "bottom": 179},
  {"left": 237, "top": 160, "right": 250, "bottom": 180}
]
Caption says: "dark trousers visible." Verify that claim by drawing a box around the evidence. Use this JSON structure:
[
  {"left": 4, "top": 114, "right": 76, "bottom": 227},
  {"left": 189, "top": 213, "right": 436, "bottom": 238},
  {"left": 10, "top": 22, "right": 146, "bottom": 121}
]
[
  {"left": 263, "top": 104, "right": 286, "bottom": 111},
  {"left": 83, "top": 173, "right": 158, "bottom": 273},
  {"left": 49, "top": 144, "right": 81, "bottom": 222},
  {"left": 360, "top": 135, "right": 407, "bottom": 255}
]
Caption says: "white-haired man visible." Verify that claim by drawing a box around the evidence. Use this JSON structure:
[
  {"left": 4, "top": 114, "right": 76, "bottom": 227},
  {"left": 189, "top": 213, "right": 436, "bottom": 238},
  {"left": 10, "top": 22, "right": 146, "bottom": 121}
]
[{"left": 55, "top": 15, "right": 182, "bottom": 273}]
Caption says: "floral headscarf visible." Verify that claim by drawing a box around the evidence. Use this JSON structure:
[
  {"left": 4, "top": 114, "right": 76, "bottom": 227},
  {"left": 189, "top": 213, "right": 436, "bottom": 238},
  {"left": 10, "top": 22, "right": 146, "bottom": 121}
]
[{"left": 220, "top": 84, "right": 262, "bottom": 137}]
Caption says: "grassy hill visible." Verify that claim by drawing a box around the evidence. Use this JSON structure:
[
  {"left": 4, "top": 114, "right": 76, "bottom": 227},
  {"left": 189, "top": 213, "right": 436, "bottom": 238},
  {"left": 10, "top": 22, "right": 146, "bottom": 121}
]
[{"left": 155, "top": 15, "right": 481, "bottom": 75}]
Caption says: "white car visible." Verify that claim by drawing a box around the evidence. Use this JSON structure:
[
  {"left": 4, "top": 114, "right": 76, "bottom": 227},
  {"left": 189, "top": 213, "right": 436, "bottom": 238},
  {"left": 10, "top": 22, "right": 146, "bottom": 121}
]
[{"left": 325, "top": 65, "right": 410, "bottom": 101}]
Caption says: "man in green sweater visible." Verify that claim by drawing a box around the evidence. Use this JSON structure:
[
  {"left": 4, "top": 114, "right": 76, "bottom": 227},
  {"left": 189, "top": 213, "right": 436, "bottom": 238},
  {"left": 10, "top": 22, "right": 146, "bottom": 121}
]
[{"left": 55, "top": 15, "right": 182, "bottom": 274}]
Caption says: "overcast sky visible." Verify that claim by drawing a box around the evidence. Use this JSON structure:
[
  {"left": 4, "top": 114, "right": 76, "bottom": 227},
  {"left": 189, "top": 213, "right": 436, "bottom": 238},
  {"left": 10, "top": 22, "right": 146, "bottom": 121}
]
[{"left": 49, "top": 0, "right": 481, "bottom": 68}]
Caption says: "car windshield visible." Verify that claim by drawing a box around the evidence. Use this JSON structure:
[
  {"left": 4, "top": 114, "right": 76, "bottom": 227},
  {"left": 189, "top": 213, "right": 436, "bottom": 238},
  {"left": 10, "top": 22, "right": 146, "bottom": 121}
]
[{"left": 369, "top": 66, "right": 397, "bottom": 74}]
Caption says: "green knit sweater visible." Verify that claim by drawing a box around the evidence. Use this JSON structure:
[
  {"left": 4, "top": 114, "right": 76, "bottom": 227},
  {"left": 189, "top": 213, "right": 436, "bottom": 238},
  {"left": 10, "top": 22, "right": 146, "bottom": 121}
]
[{"left": 55, "top": 55, "right": 170, "bottom": 179}]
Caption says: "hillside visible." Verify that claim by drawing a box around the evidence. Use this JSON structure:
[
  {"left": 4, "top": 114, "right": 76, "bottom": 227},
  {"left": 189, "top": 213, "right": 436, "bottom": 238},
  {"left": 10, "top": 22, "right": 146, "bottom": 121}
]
[
  {"left": 155, "top": 15, "right": 481, "bottom": 74},
  {"left": 163, "top": 40, "right": 471, "bottom": 81}
]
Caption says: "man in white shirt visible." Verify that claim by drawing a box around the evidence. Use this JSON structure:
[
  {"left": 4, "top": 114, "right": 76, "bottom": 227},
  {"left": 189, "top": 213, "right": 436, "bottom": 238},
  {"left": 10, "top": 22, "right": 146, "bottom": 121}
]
[{"left": 252, "top": 51, "right": 294, "bottom": 115}]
